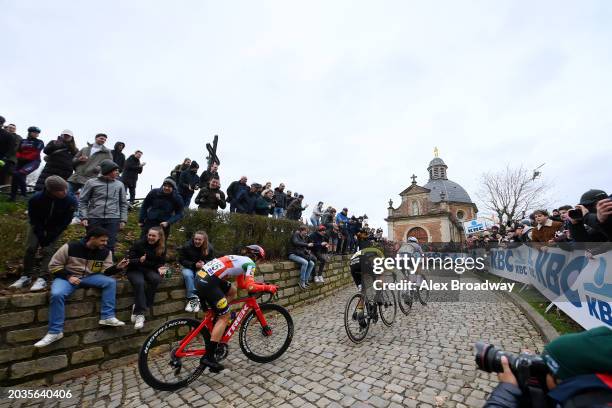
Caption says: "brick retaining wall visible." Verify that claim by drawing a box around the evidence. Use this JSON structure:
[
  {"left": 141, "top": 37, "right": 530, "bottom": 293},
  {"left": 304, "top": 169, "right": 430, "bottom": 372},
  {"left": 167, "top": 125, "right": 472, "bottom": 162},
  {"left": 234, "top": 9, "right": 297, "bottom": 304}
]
[{"left": 0, "top": 255, "right": 352, "bottom": 386}]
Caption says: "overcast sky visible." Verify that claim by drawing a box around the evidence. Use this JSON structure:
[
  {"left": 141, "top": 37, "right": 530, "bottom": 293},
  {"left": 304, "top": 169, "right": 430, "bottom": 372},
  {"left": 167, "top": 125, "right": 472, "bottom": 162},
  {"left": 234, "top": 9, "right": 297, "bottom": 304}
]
[{"left": 2, "top": 1, "right": 611, "bottom": 233}]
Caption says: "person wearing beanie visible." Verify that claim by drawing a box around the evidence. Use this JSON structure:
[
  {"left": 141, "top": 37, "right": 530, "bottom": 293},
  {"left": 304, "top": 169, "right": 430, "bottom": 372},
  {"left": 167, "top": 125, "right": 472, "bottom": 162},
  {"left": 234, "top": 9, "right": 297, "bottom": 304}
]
[
  {"left": 68, "top": 133, "right": 112, "bottom": 193},
  {"left": 485, "top": 326, "right": 612, "bottom": 407},
  {"left": 178, "top": 160, "right": 200, "bottom": 208},
  {"left": 139, "top": 177, "right": 184, "bottom": 239},
  {"left": 35, "top": 130, "right": 79, "bottom": 191},
  {"left": 78, "top": 159, "right": 128, "bottom": 253},
  {"left": 9, "top": 176, "right": 77, "bottom": 292}
]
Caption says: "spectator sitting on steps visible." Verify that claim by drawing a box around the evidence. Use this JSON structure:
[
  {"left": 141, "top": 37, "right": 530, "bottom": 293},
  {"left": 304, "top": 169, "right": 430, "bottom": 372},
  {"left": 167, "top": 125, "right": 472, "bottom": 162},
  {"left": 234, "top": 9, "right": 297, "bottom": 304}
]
[
  {"left": 288, "top": 225, "right": 316, "bottom": 290},
  {"left": 179, "top": 230, "right": 215, "bottom": 313},
  {"left": 34, "top": 227, "right": 128, "bottom": 348},
  {"left": 308, "top": 225, "right": 330, "bottom": 284}
]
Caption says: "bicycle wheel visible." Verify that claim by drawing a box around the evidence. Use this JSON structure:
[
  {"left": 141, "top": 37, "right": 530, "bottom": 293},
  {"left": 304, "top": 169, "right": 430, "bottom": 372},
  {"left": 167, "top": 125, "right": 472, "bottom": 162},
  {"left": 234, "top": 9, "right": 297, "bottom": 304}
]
[
  {"left": 416, "top": 273, "right": 430, "bottom": 305},
  {"left": 239, "top": 303, "right": 293, "bottom": 363},
  {"left": 138, "top": 318, "right": 207, "bottom": 391},
  {"left": 378, "top": 289, "right": 397, "bottom": 326},
  {"left": 344, "top": 292, "right": 369, "bottom": 343}
]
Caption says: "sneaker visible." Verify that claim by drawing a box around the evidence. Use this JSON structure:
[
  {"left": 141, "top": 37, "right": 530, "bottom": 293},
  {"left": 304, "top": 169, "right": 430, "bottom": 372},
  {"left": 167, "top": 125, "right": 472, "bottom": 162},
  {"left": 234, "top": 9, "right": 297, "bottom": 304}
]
[
  {"left": 185, "top": 299, "right": 194, "bottom": 312},
  {"left": 99, "top": 317, "right": 126, "bottom": 327},
  {"left": 34, "top": 332, "right": 64, "bottom": 348},
  {"left": 30, "top": 278, "right": 47, "bottom": 292},
  {"left": 131, "top": 305, "right": 137, "bottom": 323},
  {"left": 298, "top": 281, "right": 306, "bottom": 290},
  {"left": 185, "top": 298, "right": 200, "bottom": 313},
  {"left": 319, "top": 276, "right": 325, "bottom": 284},
  {"left": 134, "top": 315, "right": 145, "bottom": 330},
  {"left": 9, "top": 276, "right": 32, "bottom": 289}
]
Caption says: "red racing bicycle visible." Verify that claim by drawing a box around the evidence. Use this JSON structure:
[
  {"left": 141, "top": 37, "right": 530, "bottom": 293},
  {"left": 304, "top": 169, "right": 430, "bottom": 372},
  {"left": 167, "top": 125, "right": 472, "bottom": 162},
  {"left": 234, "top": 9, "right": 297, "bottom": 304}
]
[{"left": 138, "top": 291, "right": 293, "bottom": 391}]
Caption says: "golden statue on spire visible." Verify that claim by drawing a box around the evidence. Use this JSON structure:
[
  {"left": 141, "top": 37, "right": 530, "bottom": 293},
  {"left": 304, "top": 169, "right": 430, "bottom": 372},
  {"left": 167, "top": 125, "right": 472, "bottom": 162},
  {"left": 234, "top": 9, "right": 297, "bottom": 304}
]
[{"left": 434, "top": 146, "right": 439, "bottom": 157}]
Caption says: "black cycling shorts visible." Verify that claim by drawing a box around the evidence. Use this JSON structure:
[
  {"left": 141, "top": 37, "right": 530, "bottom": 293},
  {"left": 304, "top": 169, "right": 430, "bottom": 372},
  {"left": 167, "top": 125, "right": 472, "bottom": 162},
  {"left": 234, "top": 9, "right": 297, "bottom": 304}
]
[{"left": 195, "top": 273, "right": 231, "bottom": 316}]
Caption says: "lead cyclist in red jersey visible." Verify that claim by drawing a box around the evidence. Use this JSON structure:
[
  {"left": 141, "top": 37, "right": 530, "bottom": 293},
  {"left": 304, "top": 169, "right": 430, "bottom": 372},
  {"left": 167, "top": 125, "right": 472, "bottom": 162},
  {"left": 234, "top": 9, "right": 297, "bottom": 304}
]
[{"left": 194, "top": 244, "right": 277, "bottom": 373}]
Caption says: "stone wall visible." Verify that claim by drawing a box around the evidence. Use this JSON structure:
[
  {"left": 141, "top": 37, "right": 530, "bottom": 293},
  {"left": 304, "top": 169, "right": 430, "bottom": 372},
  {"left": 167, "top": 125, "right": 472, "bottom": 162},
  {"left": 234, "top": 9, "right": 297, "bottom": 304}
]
[{"left": 0, "top": 255, "right": 352, "bottom": 386}]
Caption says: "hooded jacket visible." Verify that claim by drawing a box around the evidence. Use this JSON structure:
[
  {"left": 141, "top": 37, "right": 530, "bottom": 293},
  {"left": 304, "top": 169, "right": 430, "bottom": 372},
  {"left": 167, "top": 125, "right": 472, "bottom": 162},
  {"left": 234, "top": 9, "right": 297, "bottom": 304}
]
[
  {"left": 28, "top": 190, "right": 78, "bottom": 246},
  {"left": 79, "top": 176, "right": 128, "bottom": 222},
  {"left": 35, "top": 138, "right": 77, "bottom": 190},
  {"left": 111, "top": 142, "right": 126, "bottom": 172},
  {"left": 139, "top": 181, "right": 184, "bottom": 225},
  {"left": 121, "top": 154, "right": 143, "bottom": 187},
  {"left": 68, "top": 143, "right": 112, "bottom": 185}
]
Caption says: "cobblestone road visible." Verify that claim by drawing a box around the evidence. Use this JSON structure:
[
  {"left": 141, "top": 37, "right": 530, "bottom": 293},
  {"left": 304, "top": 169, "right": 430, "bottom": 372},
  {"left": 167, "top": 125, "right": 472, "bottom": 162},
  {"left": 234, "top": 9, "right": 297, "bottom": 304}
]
[{"left": 2, "top": 274, "right": 544, "bottom": 408}]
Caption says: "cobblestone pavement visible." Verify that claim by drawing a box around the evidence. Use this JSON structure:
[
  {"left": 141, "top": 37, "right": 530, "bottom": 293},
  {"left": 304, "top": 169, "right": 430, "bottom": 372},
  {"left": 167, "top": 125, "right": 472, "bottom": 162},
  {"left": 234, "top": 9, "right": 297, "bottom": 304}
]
[{"left": 2, "top": 274, "right": 544, "bottom": 408}]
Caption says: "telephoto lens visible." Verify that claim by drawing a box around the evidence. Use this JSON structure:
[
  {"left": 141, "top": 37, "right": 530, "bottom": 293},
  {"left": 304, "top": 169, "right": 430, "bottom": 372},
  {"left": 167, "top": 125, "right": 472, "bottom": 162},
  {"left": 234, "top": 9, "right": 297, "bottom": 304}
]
[{"left": 474, "top": 341, "right": 516, "bottom": 373}]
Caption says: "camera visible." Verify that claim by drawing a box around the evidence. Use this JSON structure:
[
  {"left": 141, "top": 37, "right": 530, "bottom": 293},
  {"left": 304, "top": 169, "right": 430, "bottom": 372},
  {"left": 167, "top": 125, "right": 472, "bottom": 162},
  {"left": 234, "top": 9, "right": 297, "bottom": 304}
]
[{"left": 568, "top": 209, "right": 583, "bottom": 220}]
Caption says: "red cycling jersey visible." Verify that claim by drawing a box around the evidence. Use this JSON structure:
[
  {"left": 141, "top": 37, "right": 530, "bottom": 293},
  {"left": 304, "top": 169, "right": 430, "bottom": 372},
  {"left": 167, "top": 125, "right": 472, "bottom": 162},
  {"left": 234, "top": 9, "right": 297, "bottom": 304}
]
[{"left": 197, "top": 255, "right": 271, "bottom": 293}]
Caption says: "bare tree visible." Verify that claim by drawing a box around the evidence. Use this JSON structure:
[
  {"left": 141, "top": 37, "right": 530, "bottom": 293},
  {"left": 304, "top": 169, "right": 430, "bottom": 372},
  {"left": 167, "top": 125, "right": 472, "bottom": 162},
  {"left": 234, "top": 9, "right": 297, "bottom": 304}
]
[{"left": 478, "top": 164, "right": 551, "bottom": 227}]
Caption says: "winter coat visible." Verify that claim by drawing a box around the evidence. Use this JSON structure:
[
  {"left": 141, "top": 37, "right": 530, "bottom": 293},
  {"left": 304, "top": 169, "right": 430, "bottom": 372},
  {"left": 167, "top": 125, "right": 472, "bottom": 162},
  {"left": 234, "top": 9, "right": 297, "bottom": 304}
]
[
  {"left": 199, "top": 169, "right": 219, "bottom": 187},
  {"left": 287, "top": 231, "right": 312, "bottom": 258},
  {"left": 178, "top": 169, "right": 200, "bottom": 195},
  {"left": 321, "top": 210, "right": 333, "bottom": 225},
  {"left": 68, "top": 144, "right": 112, "bottom": 185},
  {"left": 308, "top": 231, "right": 328, "bottom": 252},
  {"left": 255, "top": 195, "right": 274, "bottom": 216},
  {"left": 178, "top": 240, "right": 215, "bottom": 270},
  {"left": 0, "top": 131, "right": 22, "bottom": 164},
  {"left": 16, "top": 136, "right": 44, "bottom": 166},
  {"left": 226, "top": 180, "right": 248, "bottom": 203},
  {"left": 170, "top": 163, "right": 190, "bottom": 182},
  {"left": 111, "top": 142, "right": 126, "bottom": 172},
  {"left": 273, "top": 188, "right": 287, "bottom": 209},
  {"left": 127, "top": 239, "right": 167, "bottom": 272},
  {"left": 236, "top": 190, "right": 258, "bottom": 214},
  {"left": 139, "top": 185, "right": 184, "bottom": 225},
  {"left": 28, "top": 190, "right": 78, "bottom": 246},
  {"left": 531, "top": 219, "right": 563, "bottom": 243},
  {"left": 286, "top": 199, "right": 305, "bottom": 220},
  {"left": 194, "top": 186, "right": 226, "bottom": 210},
  {"left": 49, "top": 239, "right": 119, "bottom": 280},
  {"left": 35, "top": 139, "right": 77, "bottom": 191},
  {"left": 121, "top": 155, "right": 143, "bottom": 187},
  {"left": 79, "top": 176, "right": 128, "bottom": 222}
]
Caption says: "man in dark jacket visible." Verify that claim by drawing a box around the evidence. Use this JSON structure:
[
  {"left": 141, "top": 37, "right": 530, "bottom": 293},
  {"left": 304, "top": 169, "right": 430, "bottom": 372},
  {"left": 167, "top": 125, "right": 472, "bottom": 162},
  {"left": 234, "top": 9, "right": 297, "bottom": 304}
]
[
  {"left": 273, "top": 183, "right": 287, "bottom": 218},
  {"left": 178, "top": 161, "right": 200, "bottom": 208},
  {"left": 286, "top": 194, "right": 308, "bottom": 221},
  {"left": 10, "top": 126, "right": 44, "bottom": 201},
  {"left": 288, "top": 226, "right": 316, "bottom": 289},
  {"left": 236, "top": 183, "right": 260, "bottom": 214},
  {"left": 194, "top": 177, "right": 226, "bottom": 210},
  {"left": 121, "top": 150, "right": 145, "bottom": 204},
  {"left": 0, "top": 117, "right": 22, "bottom": 185},
  {"left": 9, "top": 176, "right": 77, "bottom": 292},
  {"left": 139, "top": 178, "right": 184, "bottom": 239},
  {"left": 35, "top": 130, "right": 78, "bottom": 191},
  {"left": 226, "top": 176, "right": 248, "bottom": 212},
  {"left": 308, "top": 225, "right": 329, "bottom": 284},
  {"left": 111, "top": 142, "right": 126, "bottom": 173},
  {"left": 199, "top": 162, "right": 220, "bottom": 188}
]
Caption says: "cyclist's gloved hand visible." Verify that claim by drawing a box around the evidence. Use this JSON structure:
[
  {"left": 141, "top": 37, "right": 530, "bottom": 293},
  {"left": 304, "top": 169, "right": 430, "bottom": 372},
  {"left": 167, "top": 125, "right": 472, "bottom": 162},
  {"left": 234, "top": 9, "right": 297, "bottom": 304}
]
[{"left": 264, "top": 284, "right": 278, "bottom": 294}]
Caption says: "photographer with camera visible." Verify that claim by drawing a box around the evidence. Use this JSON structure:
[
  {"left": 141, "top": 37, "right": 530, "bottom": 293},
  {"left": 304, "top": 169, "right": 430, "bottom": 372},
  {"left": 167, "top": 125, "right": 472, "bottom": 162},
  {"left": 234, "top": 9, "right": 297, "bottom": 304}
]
[
  {"left": 568, "top": 190, "right": 612, "bottom": 243},
  {"left": 480, "top": 326, "right": 612, "bottom": 407}
]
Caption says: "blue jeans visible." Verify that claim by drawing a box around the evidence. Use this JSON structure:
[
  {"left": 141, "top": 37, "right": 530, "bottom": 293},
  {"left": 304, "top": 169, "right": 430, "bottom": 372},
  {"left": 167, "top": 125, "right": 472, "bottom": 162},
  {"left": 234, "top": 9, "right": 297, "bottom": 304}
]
[
  {"left": 49, "top": 274, "right": 117, "bottom": 334},
  {"left": 182, "top": 268, "right": 198, "bottom": 299},
  {"left": 289, "top": 254, "right": 315, "bottom": 283},
  {"left": 88, "top": 218, "right": 120, "bottom": 253},
  {"left": 310, "top": 216, "right": 320, "bottom": 226},
  {"left": 273, "top": 207, "right": 285, "bottom": 218}
]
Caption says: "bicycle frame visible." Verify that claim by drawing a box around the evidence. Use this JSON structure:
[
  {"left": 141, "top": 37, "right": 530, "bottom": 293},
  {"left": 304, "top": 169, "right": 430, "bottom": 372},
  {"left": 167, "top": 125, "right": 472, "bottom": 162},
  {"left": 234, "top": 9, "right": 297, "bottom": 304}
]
[{"left": 173, "top": 295, "right": 269, "bottom": 358}]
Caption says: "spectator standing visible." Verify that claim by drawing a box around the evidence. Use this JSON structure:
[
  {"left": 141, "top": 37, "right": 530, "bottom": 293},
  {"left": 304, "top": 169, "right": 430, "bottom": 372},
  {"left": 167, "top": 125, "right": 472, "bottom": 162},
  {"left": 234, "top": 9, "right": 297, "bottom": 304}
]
[
  {"left": 111, "top": 142, "right": 126, "bottom": 173},
  {"left": 273, "top": 183, "right": 287, "bottom": 218},
  {"left": 10, "top": 126, "right": 44, "bottom": 201},
  {"left": 195, "top": 177, "right": 227, "bottom": 210},
  {"left": 35, "top": 130, "right": 78, "bottom": 191},
  {"left": 199, "top": 162, "right": 220, "bottom": 187},
  {"left": 310, "top": 201, "right": 324, "bottom": 226},
  {"left": 236, "top": 183, "right": 260, "bottom": 214},
  {"left": 139, "top": 178, "right": 184, "bottom": 239},
  {"left": 285, "top": 190, "right": 294, "bottom": 208},
  {"left": 121, "top": 150, "right": 145, "bottom": 205},
  {"left": 531, "top": 209, "right": 563, "bottom": 243},
  {"left": 348, "top": 216, "right": 360, "bottom": 253},
  {"left": 170, "top": 158, "right": 191, "bottom": 182},
  {"left": 255, "top": 188, "right": 274, "bottom": 216},
  {"left": 226, "top": 176, "right": 248, "bottom": 212},
  {"left": 308, "top": 225, "right": 329, "bottom": 283},
  {"left": 9, "top": 176, "right": 77, "bottom": 291},
  {"left": 336, "top": 208, "right": 350, "bottom": 254},
  {"left": 126, "top": 227, "right": 167, "bottom": 329},
  {"left": 68, "top": 133, "right": 112, "bottom": 193},
  {"left": 34, "top": 227, "right": 127, "bottom": 348},
  {"left": 0, "top": 118, "right": 23, "bottom": 185},
  {"left": 286, "top": 194, "right": 308, "bottom": 220},
  {"left": 568, "top": 190, "right": 612, "bottom": 242},
  {"left": 79, "top": 160, "right": 128, "bottom": 253},
  {"left": 178, "top": 160, "right": 200, "bottom": 208},
  {"left": 264, "top": 181, "right": 272, "bottom": 190},
  {"left": 288, "top": 225, "right": 316, "bottom": 289},
  {"left": 321, "top": 206, "right": 334, "bottom": 226},
  {"left": 179, "top": 231, "right": 215, "bottom": 313}
]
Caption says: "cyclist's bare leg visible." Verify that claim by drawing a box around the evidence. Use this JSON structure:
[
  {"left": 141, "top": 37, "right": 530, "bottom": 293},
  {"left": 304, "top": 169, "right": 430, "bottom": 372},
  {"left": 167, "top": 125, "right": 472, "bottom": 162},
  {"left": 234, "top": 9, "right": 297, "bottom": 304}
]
[{"left": 210, "top": 286, "right": 237, "bottom": 343}]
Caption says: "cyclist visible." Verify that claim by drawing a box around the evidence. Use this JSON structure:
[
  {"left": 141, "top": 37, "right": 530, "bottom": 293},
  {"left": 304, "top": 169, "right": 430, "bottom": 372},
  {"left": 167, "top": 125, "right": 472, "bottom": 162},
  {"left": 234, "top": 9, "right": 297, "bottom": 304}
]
[
  {"left": 349, "top": 243, "right": 385, "bottom": 328},
  {"left": 194, "top": 244, "right": 277, "bottom": 373}
]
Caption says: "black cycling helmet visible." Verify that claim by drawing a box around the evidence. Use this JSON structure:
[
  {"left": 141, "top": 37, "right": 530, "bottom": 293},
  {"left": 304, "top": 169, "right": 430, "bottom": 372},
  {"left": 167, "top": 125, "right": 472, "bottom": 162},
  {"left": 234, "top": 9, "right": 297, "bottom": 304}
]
[
  {"left": 27, "top": 126, "right": 41, "bottom": 133},
  {"left": 244, "top": 244, "right": 265, "bottom": 260}
]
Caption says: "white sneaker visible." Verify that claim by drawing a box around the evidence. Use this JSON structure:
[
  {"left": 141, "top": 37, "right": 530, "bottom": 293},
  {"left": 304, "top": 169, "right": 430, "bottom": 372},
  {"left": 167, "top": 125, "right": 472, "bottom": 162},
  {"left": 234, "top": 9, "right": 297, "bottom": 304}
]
[
  {"left": 70, "top": 217, "right": 81, "bottom": 225},
  {"left": 319, "top": 276, "right": 325, "bottom": 284},
  {"left": 9, "top": 276, "right": 31, "bottom": 289},
  {"left": 131, "top": 305, "right": 137, "bottom": 323},
  {"left": 185, "top": 298, "right": 200, "bottom": 313},
  {"left": 34, "top": 332, "right": 64, "bottom": 348},
  {"left": 185, "top": 300, "right": 194, "bottom": 312},
  {"left": 99, "top": 317, "right": 126, "bottom": 327},
  {"left": 134, "top": 315, "right": 145, "bottom": 330},
  {"left": 192, "top": 298, "right": 201, "bottom": 313},
  {"left": 30, "top": 278, "right": 47, "bottom": 291}
]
